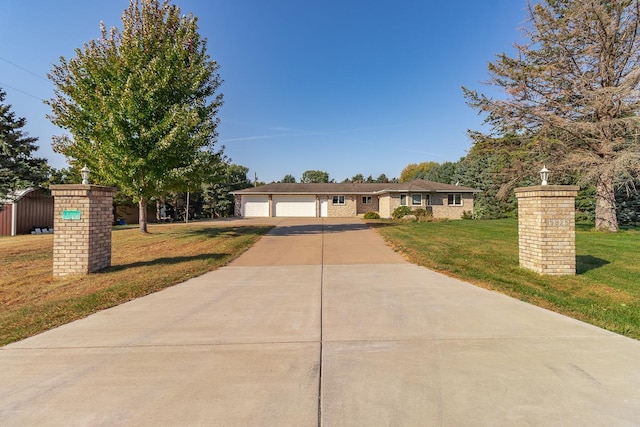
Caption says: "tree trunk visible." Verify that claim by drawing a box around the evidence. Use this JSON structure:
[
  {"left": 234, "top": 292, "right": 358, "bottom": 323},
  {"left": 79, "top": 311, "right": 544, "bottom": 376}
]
[
  {"left": 595, "top": 173, "right": 618, "bottom": 232},
  {"left": 139, "top": 197, "right": 148, "bottom": 233}
]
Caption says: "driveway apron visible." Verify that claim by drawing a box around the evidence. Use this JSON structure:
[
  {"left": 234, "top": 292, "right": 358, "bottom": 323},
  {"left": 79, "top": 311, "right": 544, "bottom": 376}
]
[{"left": 1, "top": 217, "right": 640, "bottom": 426}]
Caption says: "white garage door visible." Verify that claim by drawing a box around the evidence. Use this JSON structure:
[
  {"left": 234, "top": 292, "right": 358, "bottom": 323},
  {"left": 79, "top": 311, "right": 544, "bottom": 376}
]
[
  {"left": 273, "top": 195, "right": 316, "bottom": 217},
  {"left": 242, "top": 195, "right": 269, "bottom": 217}
]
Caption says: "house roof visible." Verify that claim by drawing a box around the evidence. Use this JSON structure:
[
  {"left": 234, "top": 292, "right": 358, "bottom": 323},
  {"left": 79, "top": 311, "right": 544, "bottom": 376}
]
[{"left": 232, "top": 180, "right": 480, "bottom": 195}]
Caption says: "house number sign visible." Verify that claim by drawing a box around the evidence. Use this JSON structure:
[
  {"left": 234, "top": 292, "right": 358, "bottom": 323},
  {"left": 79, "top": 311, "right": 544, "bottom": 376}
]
[
  {"left": 546, "top": 218, "right": 569, "bottom": 227},
  {"left": 62, "top": 210, "right": 82, "bottom": 221}
]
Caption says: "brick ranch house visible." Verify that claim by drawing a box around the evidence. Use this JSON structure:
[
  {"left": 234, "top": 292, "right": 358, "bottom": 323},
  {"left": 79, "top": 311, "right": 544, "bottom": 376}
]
[{"left": 232, "top": 179, "right": 480, "bottom": 219}]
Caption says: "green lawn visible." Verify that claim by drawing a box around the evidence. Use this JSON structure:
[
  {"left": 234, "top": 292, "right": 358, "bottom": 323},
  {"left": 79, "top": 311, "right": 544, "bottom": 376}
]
[{"left": 371, "top": 219, "right": 640, "bottom": 339}]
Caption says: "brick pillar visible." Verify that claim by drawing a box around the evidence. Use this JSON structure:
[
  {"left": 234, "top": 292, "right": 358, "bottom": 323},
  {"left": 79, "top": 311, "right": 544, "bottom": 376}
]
[
  {"left": 514, "top": 185, "right": 579, "bottom": 275},
  {"left": 50, "top": 185, "right": 116, "bottom": 277}
]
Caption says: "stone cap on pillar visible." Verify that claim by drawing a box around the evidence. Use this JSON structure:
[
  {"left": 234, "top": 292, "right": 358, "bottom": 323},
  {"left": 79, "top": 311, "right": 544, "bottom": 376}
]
[
  {"left": 514, "top": 185, "right": 579, "bottom": 198},
  {"left": 50, "top": 184, "right": 117, "bottom": 197}
]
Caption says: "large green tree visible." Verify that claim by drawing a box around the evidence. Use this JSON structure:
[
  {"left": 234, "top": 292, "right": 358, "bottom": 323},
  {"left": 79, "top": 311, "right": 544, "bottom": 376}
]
[
  {"left": 47, "top": 0, "right": 223, "bottom": 232},
  {"left": 0, "top": 88, "right": 48, "bottom": 204},
  {"left": 464, "top": 0, "right": 640, "bottom": 232},
  {"left": 301, "top": 170, "right": 330, "bottom": 183},
  {"left": 399, "top": 162, "right": 439, "bottom": 182}
]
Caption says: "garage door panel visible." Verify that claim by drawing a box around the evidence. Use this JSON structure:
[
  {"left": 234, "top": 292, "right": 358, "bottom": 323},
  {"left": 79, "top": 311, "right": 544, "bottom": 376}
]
[
  {"left": 273, "top": 196, "right": 316, "bottom": 217},
  {"left": 243, "top": 196, "right": 269, "bottom": 217}
]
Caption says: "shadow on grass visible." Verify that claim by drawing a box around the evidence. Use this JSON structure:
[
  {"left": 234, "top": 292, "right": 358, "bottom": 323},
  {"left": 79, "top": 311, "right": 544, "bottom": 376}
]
[
  {"left": 178, "top": 225, "right": 273, "bottom": 239},
  {"left": 105, "top": 253, "right": 229, "bottom": 272},
  {"left": 576, "top": 255, "right": 610, "bottom": 274}
]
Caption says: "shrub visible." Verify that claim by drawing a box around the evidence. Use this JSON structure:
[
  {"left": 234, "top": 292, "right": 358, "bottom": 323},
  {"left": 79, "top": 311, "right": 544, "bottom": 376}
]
[
  {"left": 412, "top": 208, "right": 427, "bottom": 218},
  {"left": 363, "top": 211, "right": 380, "bottom": 219},
  {"left": 392, "top": 206, "right": 413, "bottom": 219},
  {"left": 412, "top": 208, "right": 433, "bottom": 221},
  {"left": 461, "top": 210, "right": 474, "bottom": 220}
]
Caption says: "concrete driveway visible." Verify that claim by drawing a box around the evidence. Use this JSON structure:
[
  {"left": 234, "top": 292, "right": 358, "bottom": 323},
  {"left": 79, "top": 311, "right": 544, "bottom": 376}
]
[{"left": 1, "top": 217, "right": 640, "bottom": 426}]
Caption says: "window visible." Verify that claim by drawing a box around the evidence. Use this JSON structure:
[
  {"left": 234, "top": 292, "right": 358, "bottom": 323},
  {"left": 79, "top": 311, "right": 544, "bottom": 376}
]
[
  {"left": 400, "top": 194, "right": 407, "bottom": 206},
  {"left": 332, "top": 195, "right": 345, "bottom": 205},
  {"left": 448, "top": 194, "right": 462, "bottom": 206},
  {"left": 362, "top": 196, "right": 372, "bottom": 204},
  {"left": 411, "top": 194, "right": 422, "bottom": 206},
  {"left": 425, "top": 194, "right": 431, "bottom": 206}
]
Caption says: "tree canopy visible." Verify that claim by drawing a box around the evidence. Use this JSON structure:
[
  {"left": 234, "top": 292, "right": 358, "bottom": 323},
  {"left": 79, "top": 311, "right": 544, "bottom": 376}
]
[
  {"left": 464, "top": 0, "right": 640, "bottom": 231},
  {"left": 0, "top": 88, "right": 48, "bottom": 203},
  {"left": 301, "top": 170, "right": 330, "bottom": 183},
  {"left": 399, "top": 162, "right": 439, "bottom": 183},
  {"left": 202, "top": 162, "right": 252, "bottom": 218},
  {"left": 47, "top": 0, "right": 223, "bottom": 232}
]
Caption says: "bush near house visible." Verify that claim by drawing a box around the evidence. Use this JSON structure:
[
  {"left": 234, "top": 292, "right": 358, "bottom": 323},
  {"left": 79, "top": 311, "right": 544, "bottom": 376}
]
[
  {"left": 392, "top": 206, "right": 413, "bottom": 219},
  {"left": 364, "top": 211, "right": 380, "bottom": 219}
]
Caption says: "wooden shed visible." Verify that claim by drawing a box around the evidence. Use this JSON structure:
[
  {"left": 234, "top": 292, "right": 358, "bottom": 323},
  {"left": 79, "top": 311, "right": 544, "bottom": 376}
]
[{"left": 0, "top": 188, "right": 54, "bottom": 236}]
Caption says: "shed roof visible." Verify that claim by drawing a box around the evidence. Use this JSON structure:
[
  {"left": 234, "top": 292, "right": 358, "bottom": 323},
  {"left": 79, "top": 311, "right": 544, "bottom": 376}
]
[{"left": 0, "top": 188, "right": 38, "bottom": 204}]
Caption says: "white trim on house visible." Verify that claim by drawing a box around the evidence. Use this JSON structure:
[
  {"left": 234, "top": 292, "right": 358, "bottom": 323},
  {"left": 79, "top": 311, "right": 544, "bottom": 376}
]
[{"left": 448, "top": 193, "right": 463, "bottom": 206}]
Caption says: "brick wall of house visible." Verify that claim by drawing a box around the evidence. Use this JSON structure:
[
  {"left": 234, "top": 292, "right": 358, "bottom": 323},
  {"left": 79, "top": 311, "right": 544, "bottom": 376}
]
[
  {"left": 430, "top": 193, "right": 474, "bottom": 220},
  {"left": 378, "top": 195, "right": 391, "bottom": 218},
  {"left": 515, "top": 185, "right": 578, "bottom": 275},
  {"left": 328, "top": 196, "right": 357, "bottom": 217},
  {"left": 356, "top": 195, "right": 379, "bottom": 215},
  {"left": 379, "top": 193, "right": 473, "bottom": 219},
  {"left": 51, "top": 185, "right": 116, "bottom": 277}
]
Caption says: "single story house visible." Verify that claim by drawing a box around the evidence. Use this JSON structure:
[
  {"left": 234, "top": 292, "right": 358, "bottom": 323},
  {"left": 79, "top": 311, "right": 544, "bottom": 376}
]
[
  {"left": 0, "top": 188, "right": 54, "bottom": 236},
  {"left": 232, "top": 179, "right": 480, "bottom": 219}
]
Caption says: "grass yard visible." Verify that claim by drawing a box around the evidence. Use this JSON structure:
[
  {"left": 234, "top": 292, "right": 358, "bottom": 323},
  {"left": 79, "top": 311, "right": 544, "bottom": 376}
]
[
  {"left": 0, "top": 222, "right": 272, "bottom": 345},
  {"left": 371, "top": 219, "right": 640, "bottom": 340}
]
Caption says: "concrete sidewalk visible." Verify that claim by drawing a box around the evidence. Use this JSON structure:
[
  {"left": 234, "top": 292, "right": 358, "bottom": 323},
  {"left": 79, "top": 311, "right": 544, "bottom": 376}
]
[{"left": 1, "top": 218, "right": 640, "bottom": 426}]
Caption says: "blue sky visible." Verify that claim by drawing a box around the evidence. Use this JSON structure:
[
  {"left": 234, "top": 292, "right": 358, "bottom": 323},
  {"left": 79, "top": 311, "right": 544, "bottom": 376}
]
[{"left": 0, "top": 0, "right": 527, "bottom": 183}]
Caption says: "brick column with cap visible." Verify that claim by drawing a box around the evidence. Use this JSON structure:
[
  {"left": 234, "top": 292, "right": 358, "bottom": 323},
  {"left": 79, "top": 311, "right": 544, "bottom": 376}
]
[
  {"left": 50, "top": 184, "right": 116, "bottom": 277},
  {"left": 514, "top": 185, "right": 579, "bottom": 276}
]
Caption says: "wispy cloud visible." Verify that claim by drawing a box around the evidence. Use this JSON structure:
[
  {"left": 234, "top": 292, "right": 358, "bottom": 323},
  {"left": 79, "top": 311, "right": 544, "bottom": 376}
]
[
  {"left": 220, "top": 131, "right": 323, "bottom": 143},
  {"left": 220, "top": 122, "right": 408, "bottom": 144}
]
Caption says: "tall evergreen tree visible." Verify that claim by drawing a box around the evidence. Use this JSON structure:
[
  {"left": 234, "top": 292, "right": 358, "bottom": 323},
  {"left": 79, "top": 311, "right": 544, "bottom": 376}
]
[
  {"left": 464, "top": 0, "right": 640, "bottom": 231},
  {"left": 0, "top": 88, "right": 47, "bottom": 203},
  {"left": 47, "top": 0, "right": 223, "bottom": 232}
]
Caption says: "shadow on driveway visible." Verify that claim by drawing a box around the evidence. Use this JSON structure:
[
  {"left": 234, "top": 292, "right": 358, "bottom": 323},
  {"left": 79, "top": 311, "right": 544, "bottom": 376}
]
[{"left": 269, "top": 223, "right": 370, "bottom": 236}]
